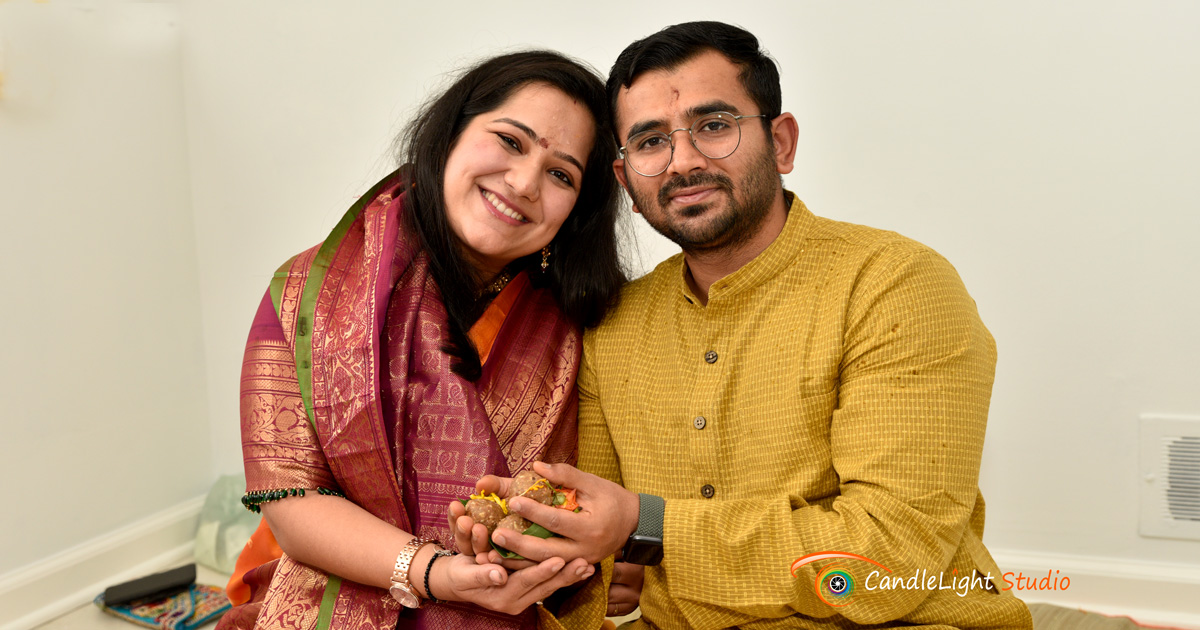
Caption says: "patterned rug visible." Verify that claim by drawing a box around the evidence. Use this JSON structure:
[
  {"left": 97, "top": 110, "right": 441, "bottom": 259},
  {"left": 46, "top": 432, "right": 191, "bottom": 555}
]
[{"left": 94, "top": 584, "right": 230, "bottom": 629}]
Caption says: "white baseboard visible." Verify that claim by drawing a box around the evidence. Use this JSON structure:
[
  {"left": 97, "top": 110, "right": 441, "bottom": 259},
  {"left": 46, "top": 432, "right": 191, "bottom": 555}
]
[
  {"left": 990, "top": 548, "right": 1200, "bottom": 629},
  {"left": 0, "top": 496, "right": 205, "bottom": 630}
]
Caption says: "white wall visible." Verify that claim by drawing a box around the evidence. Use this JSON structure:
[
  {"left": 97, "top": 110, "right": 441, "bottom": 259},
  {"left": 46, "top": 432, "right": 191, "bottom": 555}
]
[
  {"left": 181, "top": 0, "right": 1199, "bottom": 570},
  {"left": 0, "top": 1, "right": 211, "bottom": 575},
  {"left": 2, "top": 0, "right": 1196, "bottom": 616}
]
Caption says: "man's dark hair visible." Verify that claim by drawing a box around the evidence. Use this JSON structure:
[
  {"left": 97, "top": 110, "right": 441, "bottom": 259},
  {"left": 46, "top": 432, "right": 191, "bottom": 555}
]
[
  {"left": 606, "top": 21, "right": 781, "bottom": 140},
  {"left": 399, "top": 50, "right": 625, "bottom": 380}
]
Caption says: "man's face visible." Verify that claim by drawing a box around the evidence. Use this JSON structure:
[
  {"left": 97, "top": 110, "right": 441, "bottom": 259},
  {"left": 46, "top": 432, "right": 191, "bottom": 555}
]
[{"left": 613, "top": 50, "right": 781, "bottom": 253}]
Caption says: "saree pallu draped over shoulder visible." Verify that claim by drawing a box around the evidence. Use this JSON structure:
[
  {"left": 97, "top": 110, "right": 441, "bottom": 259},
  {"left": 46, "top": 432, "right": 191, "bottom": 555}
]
[{"left": 218, "top": 171, "right": 611, "bottom": 630}]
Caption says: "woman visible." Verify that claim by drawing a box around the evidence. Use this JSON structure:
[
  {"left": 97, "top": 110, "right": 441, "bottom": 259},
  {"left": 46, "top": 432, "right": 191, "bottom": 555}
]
[{"left": 218, "top": 51, "right": 626, "bottom": 630}]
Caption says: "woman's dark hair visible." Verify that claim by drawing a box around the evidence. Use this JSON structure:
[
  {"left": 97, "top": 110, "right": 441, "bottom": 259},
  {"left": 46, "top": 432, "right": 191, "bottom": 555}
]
[
  {"left": 399, "top": 50, "right": 625, "bottom": 380},
  {"left": 607, "top": 21, "right": 781, "bottom": 138}
]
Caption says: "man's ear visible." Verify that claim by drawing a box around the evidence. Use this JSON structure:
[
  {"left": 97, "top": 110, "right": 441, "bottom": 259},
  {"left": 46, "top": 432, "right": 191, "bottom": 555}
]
[
  {"left": 770, "top": 112, "right": 799, "bottom": 175},
  {"left": 613, "top": 158, "right": 641, "bottom": 214}
]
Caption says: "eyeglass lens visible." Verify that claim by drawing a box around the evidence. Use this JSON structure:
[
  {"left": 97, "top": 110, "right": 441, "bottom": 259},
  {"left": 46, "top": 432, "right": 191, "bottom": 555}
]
[{"left": 625, "top": 112, "right": 745, "bottom": 176}]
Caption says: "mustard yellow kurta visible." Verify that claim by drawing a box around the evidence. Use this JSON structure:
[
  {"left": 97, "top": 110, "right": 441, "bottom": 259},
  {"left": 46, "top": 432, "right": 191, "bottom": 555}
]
[{"left": 578, "top": 194, "right": 1031, "bottom": 629}]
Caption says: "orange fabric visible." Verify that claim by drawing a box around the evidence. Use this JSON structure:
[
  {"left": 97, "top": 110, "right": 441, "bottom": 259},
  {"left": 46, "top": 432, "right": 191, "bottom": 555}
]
[
  {"left": 470, "top": 274, "right": 525, "bottom": 366},
  {"left": 226, "top": 518, "right": 282, "bottom": 606},
  {"left": 225, "top": 277, "right": 523, "bottom": 606}
]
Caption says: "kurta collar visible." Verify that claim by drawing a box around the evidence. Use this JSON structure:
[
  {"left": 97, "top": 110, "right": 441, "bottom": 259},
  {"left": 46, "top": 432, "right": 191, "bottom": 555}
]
[{"left": 676, "top": 191, "right": 814, "bottom": 305}]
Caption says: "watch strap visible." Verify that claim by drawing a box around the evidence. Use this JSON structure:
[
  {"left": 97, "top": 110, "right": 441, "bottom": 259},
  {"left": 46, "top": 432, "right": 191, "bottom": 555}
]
[
  {"left": 634, "top": 493, "right": 665, "bottom": 538},
  {"left": 391, "top": 537, "right": 437, "bottom": 607},
  {"left": 622, "top": 493, "right": 665, "bottom": 565}
]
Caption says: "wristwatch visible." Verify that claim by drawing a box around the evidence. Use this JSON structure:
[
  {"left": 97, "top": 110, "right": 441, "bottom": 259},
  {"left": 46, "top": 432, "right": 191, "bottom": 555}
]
[
  {"left": 390, "top": 537, "right": 438, "bottom": 608},
  {"left": 621, "top": 493, "right": 665, "bottom": 565}
]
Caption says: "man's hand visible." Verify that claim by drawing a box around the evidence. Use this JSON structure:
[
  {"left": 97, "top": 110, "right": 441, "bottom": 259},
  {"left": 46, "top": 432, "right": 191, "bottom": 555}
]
[
  {"left": 489, "top": 461, "right": 640, "bottom": 565},
  {"left": 607, "top": 561, "right": 644, "bottom": 618}
]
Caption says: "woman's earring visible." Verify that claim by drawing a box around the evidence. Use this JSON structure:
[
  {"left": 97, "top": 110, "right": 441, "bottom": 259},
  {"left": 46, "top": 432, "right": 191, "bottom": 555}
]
[{"left": 541, "top": 246, "right": 551, "bottom": 272}]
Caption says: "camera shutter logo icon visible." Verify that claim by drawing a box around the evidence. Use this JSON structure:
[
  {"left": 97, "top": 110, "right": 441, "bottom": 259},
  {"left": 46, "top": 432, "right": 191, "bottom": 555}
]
[{"left": 791, "top": 551, "right": 891, "bottom": 608}]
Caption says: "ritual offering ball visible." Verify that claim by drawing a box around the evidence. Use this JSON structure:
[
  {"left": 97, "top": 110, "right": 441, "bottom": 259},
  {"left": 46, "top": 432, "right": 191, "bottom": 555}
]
[
  {"left": 465, "top": 498, "right": 505, "bottom": 532},
  {"left": 497, "top": 514, "right": 532, "bottom": 533},
  {"left": 510, "top": 470, "right": 554, "bottom": 505}
]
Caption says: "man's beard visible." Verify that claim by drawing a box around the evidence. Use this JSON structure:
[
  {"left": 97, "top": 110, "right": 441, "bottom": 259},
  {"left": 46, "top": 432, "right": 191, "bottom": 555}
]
[{"left": 628, "top": 144, "right": 778, "bottom": 254}]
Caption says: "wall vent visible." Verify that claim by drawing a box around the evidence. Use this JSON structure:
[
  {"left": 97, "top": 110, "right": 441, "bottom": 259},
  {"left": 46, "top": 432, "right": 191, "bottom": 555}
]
[{"left": 1139, "top": 414, "right": 1200, "bottom": 541}]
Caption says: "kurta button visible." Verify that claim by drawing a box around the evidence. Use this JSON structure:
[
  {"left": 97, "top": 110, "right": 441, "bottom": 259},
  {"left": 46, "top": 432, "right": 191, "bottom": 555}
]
[
  {"left": 693, "top": 416, "right": 707, "bottom": 430},
  {"left": 700, "top": 484, "right": 715, "bottom": 498},
  {"left": 704, "top": 350, "right": 718, "bottom": 364}
]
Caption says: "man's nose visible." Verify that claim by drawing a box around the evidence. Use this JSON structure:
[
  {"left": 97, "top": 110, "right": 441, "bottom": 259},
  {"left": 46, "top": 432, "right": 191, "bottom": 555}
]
[{"left": 666, "top": 131, "right": 708, "bottom": 176}]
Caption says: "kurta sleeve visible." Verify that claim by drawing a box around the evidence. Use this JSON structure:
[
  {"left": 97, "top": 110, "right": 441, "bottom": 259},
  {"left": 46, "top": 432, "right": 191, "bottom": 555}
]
[
  {"left": 659, "top": 246, "right": 996, "bottom": 626},
  {"left": 577, "top": 346, "right": 623, "bottom": 486},
  {"left": 240, "top": 290, "right": 337, "bottom": 495}
]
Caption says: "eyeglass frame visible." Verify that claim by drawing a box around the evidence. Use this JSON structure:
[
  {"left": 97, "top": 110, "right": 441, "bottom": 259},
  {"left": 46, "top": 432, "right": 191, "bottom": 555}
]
[{"left": 618, "top": 111, "right": 770, "bottom": 177}]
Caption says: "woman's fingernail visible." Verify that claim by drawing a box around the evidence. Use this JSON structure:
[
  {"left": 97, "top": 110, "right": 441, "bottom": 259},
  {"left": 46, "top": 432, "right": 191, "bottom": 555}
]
[
  {"left": 576, "top": 565, "right": 589, "bottom": 577},
  {"left": 583, "top": 566, "right": 595, "bottom": 578},
  {"left": 552, "top": 560, "right": 565, "bottom": 572},
  {"left": 490, "top": 569, "right": 502, "bottom": 584}
]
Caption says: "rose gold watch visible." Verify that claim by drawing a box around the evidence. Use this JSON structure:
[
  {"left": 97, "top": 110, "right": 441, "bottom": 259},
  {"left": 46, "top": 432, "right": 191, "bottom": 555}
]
[{"left": 389, "top": 537, "right": 438, "bottom": 608}]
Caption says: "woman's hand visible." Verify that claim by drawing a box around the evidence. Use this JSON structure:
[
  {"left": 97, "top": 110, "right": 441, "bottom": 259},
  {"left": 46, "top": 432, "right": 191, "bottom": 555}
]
[
  {"left": 447, "top": 473, "right": 522, "bottom": 564},
  {"left": 447, "top": 500, "right": 494, "bottom": 564},
  {"left": 429, "top": 552, "right": 594, "bottom": 615},
  {"left": 607, "top": 561, "right": 643, "bottom": 618}
]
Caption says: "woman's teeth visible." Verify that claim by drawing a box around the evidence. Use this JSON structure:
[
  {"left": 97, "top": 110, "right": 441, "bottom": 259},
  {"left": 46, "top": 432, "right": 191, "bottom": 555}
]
[{"left": 484, "top": 191, "right": 528, "bottom": 222}]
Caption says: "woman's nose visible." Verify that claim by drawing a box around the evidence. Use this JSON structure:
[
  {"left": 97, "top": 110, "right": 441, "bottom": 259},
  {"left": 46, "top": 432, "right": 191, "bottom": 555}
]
[{"left": 506, "top": 160, "right": 540, "bottom": 201}]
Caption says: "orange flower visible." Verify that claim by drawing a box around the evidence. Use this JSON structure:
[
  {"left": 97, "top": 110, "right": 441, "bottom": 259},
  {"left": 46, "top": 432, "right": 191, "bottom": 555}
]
[{"left": 556, "top": 487, "right": 579, "bottom": 512}]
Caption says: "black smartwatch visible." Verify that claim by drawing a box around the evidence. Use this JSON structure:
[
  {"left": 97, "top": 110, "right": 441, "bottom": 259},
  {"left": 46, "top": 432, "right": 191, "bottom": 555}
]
[{"left": 621, "top": 493, "right": 665, "bottom": 565}]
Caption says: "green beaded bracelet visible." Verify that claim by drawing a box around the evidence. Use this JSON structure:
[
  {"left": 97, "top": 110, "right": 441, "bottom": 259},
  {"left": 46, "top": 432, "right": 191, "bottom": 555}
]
[{"left": 240, "top": 486, "right": 346, "bottom": 513}]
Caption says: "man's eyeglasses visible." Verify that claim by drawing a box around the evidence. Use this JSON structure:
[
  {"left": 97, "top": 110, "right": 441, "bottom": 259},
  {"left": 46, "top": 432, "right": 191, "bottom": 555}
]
[{"left": 619, "top": 111, "right": 769, "bottom": 177}]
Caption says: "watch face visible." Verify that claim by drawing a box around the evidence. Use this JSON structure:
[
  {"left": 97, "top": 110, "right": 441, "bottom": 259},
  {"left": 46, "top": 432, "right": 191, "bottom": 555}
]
[
  {"left": 623, "top": 535, "right": 664, "bottom": 566},
  {"left": 390, "top": 583, "right": 420, "bottom": 608}
]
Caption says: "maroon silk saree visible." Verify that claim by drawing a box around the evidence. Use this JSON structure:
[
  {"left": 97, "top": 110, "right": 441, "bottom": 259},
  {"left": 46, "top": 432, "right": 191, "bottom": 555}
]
[{"left": 218, "top": 172, "right": 610, "bottom": 630}]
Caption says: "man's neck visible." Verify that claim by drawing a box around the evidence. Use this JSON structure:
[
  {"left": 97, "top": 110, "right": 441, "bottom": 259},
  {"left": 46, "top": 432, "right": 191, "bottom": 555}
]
[{"left": 683, "top": 192, "right": 789, "bottom": 305}]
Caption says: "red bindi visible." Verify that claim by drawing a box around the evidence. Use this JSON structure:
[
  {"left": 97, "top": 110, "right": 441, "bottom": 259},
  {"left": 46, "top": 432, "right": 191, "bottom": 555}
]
[{"left": 538, "top": 138, "right": 550, "bottom": 149}]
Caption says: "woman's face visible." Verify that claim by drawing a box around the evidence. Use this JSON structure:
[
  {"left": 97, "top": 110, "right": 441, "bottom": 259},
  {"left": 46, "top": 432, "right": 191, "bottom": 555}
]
[{"left": 443, "top": 83, "right": 594, "bottom": 278}]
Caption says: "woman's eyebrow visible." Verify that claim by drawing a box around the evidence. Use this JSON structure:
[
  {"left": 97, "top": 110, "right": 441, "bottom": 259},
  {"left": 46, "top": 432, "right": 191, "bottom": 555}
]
[
  {"left": 493, "top": 117, "right": 584, "bottom": 173},
  {"left": 494, "top": 117, "right": 539, "bottom": 142}
]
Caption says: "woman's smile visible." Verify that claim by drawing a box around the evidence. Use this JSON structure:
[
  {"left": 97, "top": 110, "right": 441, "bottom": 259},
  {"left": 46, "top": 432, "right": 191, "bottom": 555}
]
[{"left": 481, "top": 188, "right": 529, "bottom": 224}]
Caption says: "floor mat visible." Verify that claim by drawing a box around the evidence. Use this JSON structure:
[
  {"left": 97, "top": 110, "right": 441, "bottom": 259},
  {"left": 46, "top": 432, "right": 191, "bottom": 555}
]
[{"left": 1031, "top": 603, "right": 1149, "bottom": 630}]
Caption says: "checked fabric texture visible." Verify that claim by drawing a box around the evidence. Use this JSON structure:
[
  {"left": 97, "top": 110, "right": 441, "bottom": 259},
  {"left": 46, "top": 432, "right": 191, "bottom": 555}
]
[{"left": 578, "top": 193, "right": 1031, "bottom": 629}]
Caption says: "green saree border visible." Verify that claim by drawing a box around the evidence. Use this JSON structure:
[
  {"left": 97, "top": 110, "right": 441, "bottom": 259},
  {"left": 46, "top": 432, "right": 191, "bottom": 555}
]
[
  {"left": 269, "top": 255, "right": 298, "bottom": 319},
  {"left": 314, "top": 575, "right": 342, "bottom": 630},
  {"left": 293, "top": 172, "right": 400, "bottom": 428}
]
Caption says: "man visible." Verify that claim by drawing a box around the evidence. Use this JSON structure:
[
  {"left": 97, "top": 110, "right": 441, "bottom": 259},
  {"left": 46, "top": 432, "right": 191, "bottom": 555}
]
[{"left": 467, "top": 21, "right": 1032, "bottom": 629}]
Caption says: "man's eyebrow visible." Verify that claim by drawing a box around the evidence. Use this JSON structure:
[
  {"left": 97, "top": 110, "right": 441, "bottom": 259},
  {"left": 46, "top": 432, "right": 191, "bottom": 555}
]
[
  {"left": 623, "top": 101, "right": 746, "bottom": 144},
  {"left": 685, "top": 100, "right": 743, "bottom": 119},
  {"left": 625, "top": 118, "right": 666, "bottom": 143},
  {"left": 494, "top": 117, "right": 584, "bottom": 174}
]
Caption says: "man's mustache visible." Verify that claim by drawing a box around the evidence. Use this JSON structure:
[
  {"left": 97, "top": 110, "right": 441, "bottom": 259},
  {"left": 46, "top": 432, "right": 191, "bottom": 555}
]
[{"left": 657, "top": 173, "right": 734, "bottom": 207}]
